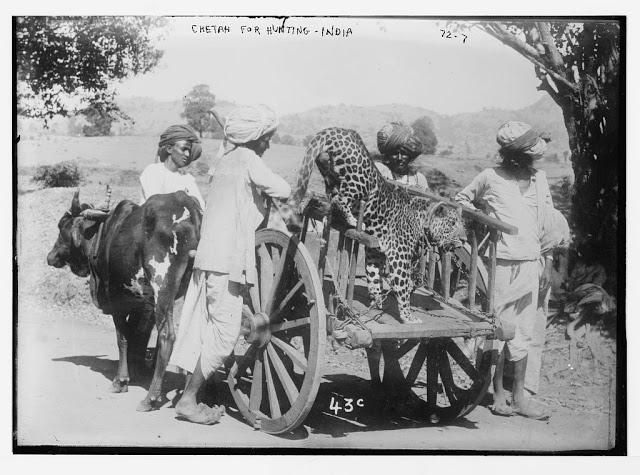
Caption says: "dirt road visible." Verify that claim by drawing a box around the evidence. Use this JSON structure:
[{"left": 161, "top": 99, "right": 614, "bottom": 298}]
[{"left": 16, "top": 300, "right": 612, "bottom": 452}]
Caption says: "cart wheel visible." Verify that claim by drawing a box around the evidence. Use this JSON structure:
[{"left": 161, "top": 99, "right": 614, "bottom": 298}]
[
  {"left": 369, "top": 336, "right": 493, "bottom": 422},
  {"left": 227, "top": 229, "right": 326, "bottom": 434}
]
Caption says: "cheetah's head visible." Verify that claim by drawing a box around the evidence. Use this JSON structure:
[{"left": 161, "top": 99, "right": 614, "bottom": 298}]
[{"left": 425, "top": 205, "right": 466, "bottom": 251}]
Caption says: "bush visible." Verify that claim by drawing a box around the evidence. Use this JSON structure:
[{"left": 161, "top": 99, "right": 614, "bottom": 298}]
[
  {"left": 410, "top": 116, "right": 438, "bottom": 155},
  {"left": 32, "top": 161, "right": 82, "bottom": 188}
]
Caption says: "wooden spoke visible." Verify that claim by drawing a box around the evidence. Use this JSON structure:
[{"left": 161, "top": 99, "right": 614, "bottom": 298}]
[
  {"left": 381, "top": 344, "right": 405, "bottom": 387},
  {"left": 264, "top": 243, "right": 292, "bottom": 315},
  {"left": 426, "top": 342, "right": 440, "bottom": 414},
  {"left": 437, "top": 347, "right": 460, "bottom": 405},
  {"left": 444, "top": 339, "right": 479, "bottom": 381},
  {"left": 270, "top": 317, "right": 310, "bottom": 333},
  {"left": 405, "top": 341, "right": 428, "bottom": 387},
  {"left": 263, "top": 351, "right": 281, "bottom": 418},
  {"left": 249, "top": 349, "right": 264, "bottom": 412},
  {"left": 269, "top": 280, "right": 304, "bottom": 323},
  {"left": 271, "top": 336, "right": 308, "bottom": 373},
  {"left": 270, "top": 244, "right": 281, "bottom": 273},
  {"left": 392, "top": 339, "right": 419, "bottom": 360},
  {"left": 234, "top": 344, "right": 259, "bottom": 380},
  {"left": 267, "top": 343, "right": 300, "bottom": 406},
  {"left": 302, "top": 331, "right": 311, "bottom": 361},
  {"left": 242, "top": 304, "right": 254, "bottom": 319},
  {"left": 249, "top": 284, "right": 261, "bottom": 315},
  {"left": 258, "top": 244, "right": 274, "bottom": 312}
]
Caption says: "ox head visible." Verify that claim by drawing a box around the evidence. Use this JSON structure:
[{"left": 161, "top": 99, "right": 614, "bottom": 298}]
[{"left": 47, "top": 191, "right": 102, "bottom": 277}]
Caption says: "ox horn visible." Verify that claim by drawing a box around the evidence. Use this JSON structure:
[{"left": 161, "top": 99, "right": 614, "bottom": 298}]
[
  {"left": 71, "top": 189, "right": 81, "bottom": 216},
  {"left": 80, "top": 209, "right": 110, "bottom": 222}
]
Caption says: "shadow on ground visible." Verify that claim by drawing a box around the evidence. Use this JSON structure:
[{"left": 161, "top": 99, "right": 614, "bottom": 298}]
[
  {"left": 53, "top": 354, "right": 481, "bottom": 439},
  {"left": 52, "top": 354, "right": 187, "bottom": 398}
]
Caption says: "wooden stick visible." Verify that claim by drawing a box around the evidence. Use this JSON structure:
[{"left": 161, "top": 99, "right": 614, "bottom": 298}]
[
  {"left": 468, "top": 224, "right": 479, "bottom": 308},
  {"left": 388, "top": 180, "right": 518, "bottom": 235},
  {"left": 339, "top": 236, "right": 351, "bottom": 298},
  {"left": 488, "top": 230, "right": 498, "bottom": 315},
  {"left": 317, "top": 215, "right": 331, "bottom": 279},
  {"left": 208, "top": 109, "right": 226, "bottom": 129},
  {"left": 427, "top": 247, "right": 436, "bottom": 290},
  {"left": 346, "top": 201, "right": 365, "bottom": 304},
  {"left": 441, "top": 251, "right": 452, "bottom": 299}
]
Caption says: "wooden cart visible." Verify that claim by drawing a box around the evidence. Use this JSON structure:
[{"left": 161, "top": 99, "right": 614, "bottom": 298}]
[{"left": 226, "top": 187, "right": 517, "bottom": 434}]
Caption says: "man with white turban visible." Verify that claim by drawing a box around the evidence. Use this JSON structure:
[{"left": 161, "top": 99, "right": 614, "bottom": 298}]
[
  {"left": 170, "top": 105, "right": 291, "bottom": 424},
  {"left": 455, "top": 121, "right": 566, "bottom": 421}
]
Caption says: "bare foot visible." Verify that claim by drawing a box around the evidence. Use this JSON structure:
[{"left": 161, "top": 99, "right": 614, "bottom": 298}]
[
  {"left": 175, "top": 402, "right": 225, "bottom": 425},
  {"left": 489, "top": 402, "right": 514, "bottom": 417},
  {"left": 512, "top": 399, "right": 549, "bottom": 421}
]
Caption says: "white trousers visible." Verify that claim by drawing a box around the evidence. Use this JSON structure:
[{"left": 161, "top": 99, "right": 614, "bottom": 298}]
[
  {"left": 493, "top": 259, "right": 541, "bottom": 363},
  {"left": 492, "top": 258, "right": 549, "bottom": 394},
  {"left": 170, "top": 270, "right": 243, "bottom": 379}
]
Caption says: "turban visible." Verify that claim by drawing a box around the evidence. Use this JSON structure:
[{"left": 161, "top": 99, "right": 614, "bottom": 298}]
[
  {"left": 377, "top": 122, "right": 423, "bottom": 160},
  {"left": 214, "top": 105, "right": 279, "bottom": 163},
  {"left": 157, "top": 124, "right": 202, "bottom": 162},
  {"left": 496, "top": 121, "right": 549, "bottom": 158}
]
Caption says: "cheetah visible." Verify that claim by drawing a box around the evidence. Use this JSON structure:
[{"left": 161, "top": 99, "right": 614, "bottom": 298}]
[{"left": 289, "top": 127, "right": 464, "bottom": 323}]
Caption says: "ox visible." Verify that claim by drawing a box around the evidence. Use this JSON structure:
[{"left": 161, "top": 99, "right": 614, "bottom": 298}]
[{"left": 47, "top": 190, "right": 202, "bottom": 412}]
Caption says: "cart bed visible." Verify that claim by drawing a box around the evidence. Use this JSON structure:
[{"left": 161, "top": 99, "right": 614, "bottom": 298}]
[{"left": 324, "top": 277, "right": 495, "bottom": 340}]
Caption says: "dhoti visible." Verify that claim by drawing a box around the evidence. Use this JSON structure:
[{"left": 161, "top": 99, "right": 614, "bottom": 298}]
[{"left": 170, "top": 270, "right": 243, "bottom": 379}]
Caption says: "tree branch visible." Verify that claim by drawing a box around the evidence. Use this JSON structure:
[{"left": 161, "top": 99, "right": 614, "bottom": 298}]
[
  {"left": 475, "top": 22, "right": 579, "bottom": 93},
  {"left": 477, "top": 22, "right": 544, "bottom": 60},
  {"left": 536, "top": 21, "right": 565, "bottom": 70}
]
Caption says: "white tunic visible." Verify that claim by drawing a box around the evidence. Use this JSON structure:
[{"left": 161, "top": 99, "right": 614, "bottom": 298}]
[
  {"left": 454, "top": 167, "right": 552, "bottom": 261},
  {"left": 193, "top": 147, "right": 291, "bottom": 283},
  {"left": 139, "top": 162, "right": 205, "bottom": 209}
]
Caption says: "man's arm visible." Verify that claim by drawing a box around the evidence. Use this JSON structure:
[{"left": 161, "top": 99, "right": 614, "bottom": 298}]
[
  {"left": 454, "top": 169, "right": 487, "bottom": 209},
  {"left": 248, "top": 157, "right": 291, "bottom": 200}
]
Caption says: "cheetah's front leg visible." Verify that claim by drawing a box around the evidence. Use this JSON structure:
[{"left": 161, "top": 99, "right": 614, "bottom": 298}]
[
  {"left": 365, "top": 248, "right": 386, "bottom": 309},
  {"left": 388, "top": 255, "right": 421, "bottom": 324},
  {"left": 331, "top": 194, "right": 358, "bottom": 228}
]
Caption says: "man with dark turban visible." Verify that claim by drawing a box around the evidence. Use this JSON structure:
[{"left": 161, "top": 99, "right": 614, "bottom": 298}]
[
  {"left": 170, "top": 105, "right": 290, "bottom": 424},
  {"left": 139, "top": 124, "right": 205, "bottom": 209},
  {"left": 375, "top": 121, "right": 429, "bottom": 189},
  {"left": 455, "top": 121, "right": 567, "bottom": 421}
]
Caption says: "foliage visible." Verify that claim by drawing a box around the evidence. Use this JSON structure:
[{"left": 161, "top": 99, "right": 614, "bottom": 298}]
[
  {"left": 81, "top": 106, "right": 113, "bottom": 136},
  {"left": 16, "top": 16, "right": 166, "bottom": 123},
  {"left": 410, "top": 116, "right": 438, "bottom": 154},
  {"left": 472, "top": 20, "right": 621, "bottom": 288},
  {"left": 273, "top": 133, "right": 298, "bottom": 146},
  {"left": 181, "top": 84, "right": 218, "bottom": 138},
  {"left": 32, "top": 161, "right": 82, "bottom": 188}
]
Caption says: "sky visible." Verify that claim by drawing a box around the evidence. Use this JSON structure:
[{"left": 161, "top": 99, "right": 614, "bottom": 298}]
[{"left": 116, "top": 17, "right": 546, "bottom": 116}]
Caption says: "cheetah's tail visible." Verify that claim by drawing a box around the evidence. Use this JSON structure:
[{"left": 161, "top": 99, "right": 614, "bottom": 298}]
[{"left": 288, "top": 129, "right": 329, "bottom": 213}]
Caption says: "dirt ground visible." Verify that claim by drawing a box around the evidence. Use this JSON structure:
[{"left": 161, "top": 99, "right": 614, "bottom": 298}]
[
  {"left": 15, "top": 137, "right": 618, "bottom": 451},
  {"left": 16, "top": 299, "right": 613, "bottom": 451}
]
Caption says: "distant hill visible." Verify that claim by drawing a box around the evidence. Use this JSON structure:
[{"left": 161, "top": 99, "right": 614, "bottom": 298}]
[
  {"left": 18, "top": 94, "right": 569, "bottom": 160},
  {"left": 279, "top": 96, "right": 569, "bottom": 158}
]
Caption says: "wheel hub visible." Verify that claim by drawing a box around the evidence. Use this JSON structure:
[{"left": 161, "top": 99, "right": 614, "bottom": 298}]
[{"left": 243, "top": 311, "right": 271, "bottom": 347}]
